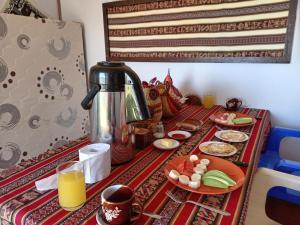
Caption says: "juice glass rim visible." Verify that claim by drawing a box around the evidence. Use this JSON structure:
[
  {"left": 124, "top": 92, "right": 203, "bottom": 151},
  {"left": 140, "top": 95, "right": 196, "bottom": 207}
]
[{"left": 56, "top": 161, "right": 82, "bottom": 174}]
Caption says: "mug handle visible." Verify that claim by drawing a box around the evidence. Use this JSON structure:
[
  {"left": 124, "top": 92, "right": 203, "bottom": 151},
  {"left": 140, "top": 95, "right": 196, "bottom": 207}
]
[
  {"left": 131, "top": 202, "right": 143, "bottom": 223},
  {"left": 237, "top": 99, "right": 242, "bottom": 107}
]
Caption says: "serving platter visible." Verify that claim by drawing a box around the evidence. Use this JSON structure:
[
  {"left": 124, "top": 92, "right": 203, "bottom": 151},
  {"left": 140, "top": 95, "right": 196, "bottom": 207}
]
[
  {"left": 164, "top": 155, "right": 245, "bottom": 195},
  {"left": 199, "top": 141, "right": 238, "bottom": 157},
  {"left": 210, "top": 112, "right": 256, "bottom": 127},
  {"left": 215, "top": 130, "right": 249, "bottom": 143}
]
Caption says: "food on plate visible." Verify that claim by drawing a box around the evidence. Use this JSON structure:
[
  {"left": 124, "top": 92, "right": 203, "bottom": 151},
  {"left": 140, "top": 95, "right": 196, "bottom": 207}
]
[
  {"left": 188, "top": 180, "right": 201, "bottom": 189},
  {"left": 171, "top": 133, "right": 186, "bottom": 139},
  {"left": 191, "top": 173, "right": 201, "bottom": 182},
  {"left": 215, "top": 112, "right": 236, "bottom": 125},
  {"left": 212, "top": 112, "right": 255, "bottom": 127},
  {"left": 202, "top": 170, "right": 236, "bottom": 189},
  {"left": 233, "top": 117, "right": 253, "bottom": 124},
  {"left": 179, "top": 175, "right": 189, "bottom": 185},
  {"left": 204, "top": 170, "right": 236, "bottom": 186},
  {"left": 176, "top": 122, "right": 198, "bottom": 131},
  {"left": 184, "top": 160, "right": 194, "bottom": 173},
  {"left": 154, "top": 138, "right": 180, "bottom": 150},
  {"left": 160, "top": 139, "right": 174, "bottom": 148},
  {"left": 165, "top": 155, "right": 244, "bottom": 194},
  {"left": 167, "top": 156, "right": 239, "bottom": 191},
  {"left": 168, "top": 130, "right": 191, "bottom": 140},
  {"left": 196, "top": 163, "right": 207, "bottom": 171},
  {"left": 220, "top": 131, "right": 247, "bottom": 142},
  {"left": 200, "top": 158, "right": 210, "bottom": 166},
  {"left": 170, "top": 156, "right": 211, "bottom": 188},
  {"left": 169, "top": 170, "right": 180, "bottom": 180},
  {"left": 176, "top": 119, "right": 202, "bottom": 131},
  {"left": 202, "top": 176, "right": 231, "bottom": 188},
  {"left": 193, "top": 167, "right": 205, "bottom": 175},
  {"left": 189, "top": 155, "right": 199, "bottom": 162},
  {"left": 201, "top": 143, "right": 236, "bottom": 154}
]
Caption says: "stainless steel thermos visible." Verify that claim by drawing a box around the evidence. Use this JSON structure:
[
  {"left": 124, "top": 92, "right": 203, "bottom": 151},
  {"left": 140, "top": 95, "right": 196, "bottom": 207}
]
[{"left": 81, "top": 62, "right": 150, "bottom": 164}]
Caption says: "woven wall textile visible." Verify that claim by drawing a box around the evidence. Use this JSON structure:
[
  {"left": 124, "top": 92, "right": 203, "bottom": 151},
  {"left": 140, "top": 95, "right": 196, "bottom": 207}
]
[{"left": 103, "top": 0, "right": 298, "bottom": 63}]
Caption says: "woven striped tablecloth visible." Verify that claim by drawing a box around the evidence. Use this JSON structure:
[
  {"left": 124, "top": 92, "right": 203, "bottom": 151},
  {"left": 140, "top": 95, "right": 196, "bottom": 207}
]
[{"left": 0, "top": 105, "right": 271, "bottom": 225}]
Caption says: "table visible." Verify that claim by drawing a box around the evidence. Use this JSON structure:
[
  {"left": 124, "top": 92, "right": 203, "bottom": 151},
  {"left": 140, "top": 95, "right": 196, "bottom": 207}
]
[{"left": 0, "top": 105, "right": 271, "bottom": 225}]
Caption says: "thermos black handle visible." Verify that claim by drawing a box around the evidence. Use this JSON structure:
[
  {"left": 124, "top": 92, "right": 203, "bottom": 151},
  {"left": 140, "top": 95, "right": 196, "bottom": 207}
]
[{"left": 81, "top": 84, "right": 101, "bottom": 110}]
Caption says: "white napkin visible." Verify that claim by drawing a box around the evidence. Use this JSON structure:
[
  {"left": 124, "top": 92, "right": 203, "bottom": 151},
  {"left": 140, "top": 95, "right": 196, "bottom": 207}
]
[
  {"left": 35, "top": 143, "right": 111, "bottom": 191},
  {"left": 79, "top": 143, "right": 111, "bottom": 183}
]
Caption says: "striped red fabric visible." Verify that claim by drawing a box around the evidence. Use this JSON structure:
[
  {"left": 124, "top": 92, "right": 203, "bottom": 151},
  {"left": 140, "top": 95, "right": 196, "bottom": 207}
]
[{"left": 0, "top": 105, "right": 271, "bottom": 225}]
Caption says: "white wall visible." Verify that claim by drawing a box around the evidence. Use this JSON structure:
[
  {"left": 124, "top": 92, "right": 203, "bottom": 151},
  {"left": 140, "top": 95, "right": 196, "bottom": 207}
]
[{"left": 61, "top": 0, "right": 300, "bottom": 129}]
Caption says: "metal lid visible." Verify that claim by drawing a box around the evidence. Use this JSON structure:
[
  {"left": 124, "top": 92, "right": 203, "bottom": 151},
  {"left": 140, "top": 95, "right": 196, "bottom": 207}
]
[{"left": 89, "top": 61, "right": 126, "bottom": 91}]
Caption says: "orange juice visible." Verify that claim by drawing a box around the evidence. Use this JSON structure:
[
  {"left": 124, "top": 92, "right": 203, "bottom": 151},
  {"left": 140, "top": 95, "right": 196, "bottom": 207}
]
[
  {"left": 58, "top": 170, "right": 86, "bottom": 211},
  {"left": 203, "top": 94, "right": 215, "bottom": 109}
]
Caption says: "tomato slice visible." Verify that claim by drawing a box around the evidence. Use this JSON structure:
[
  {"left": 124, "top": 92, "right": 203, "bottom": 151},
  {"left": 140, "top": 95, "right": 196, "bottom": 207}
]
[{"left": 184, "top": 159, "right": 194, "bottom": 173}]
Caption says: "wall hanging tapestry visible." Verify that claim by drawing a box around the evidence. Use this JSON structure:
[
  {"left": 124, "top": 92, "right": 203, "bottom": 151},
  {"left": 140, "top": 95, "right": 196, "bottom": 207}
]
[
  {"left": 103, "top": 0, "right": 298, "bottom": 63},
  {"left": 0, "top": 13, "right": 88, "bottom": 170}
]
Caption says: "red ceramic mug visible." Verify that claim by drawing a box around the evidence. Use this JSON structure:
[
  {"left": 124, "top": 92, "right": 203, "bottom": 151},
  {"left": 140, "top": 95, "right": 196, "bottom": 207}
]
[
  {"left": 226, "top": 98, "right": 242, "bottom": 111},
  {"left": 101, "top": 184, "right": 142, "bottom": 225}
]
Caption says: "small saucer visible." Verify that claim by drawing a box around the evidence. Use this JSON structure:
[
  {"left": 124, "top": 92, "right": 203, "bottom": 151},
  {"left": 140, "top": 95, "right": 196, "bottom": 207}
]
[
  {"left": 153, "top": 138, "right": 180, "bottom": 150},
  {"left": 168, "top": 130, "right": 191, "bottom": 140},
  {"left": 96, "top": 210, "right": 137, "bottom": 225},
  {"left": 96, "top": 210, "right": 108, "bottom": 225}
]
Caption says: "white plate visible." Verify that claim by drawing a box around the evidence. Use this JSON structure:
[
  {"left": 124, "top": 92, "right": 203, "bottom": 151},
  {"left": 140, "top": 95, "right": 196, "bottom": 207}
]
[
  {"left": 153, "top": 138, "right": 180, "bottom": 150},
  {"left": 199, "top": 141, "right": 238, "bottom": 157},
  {"left": 215, "top": 130, "right": 249, "bottom": 143},
  {"left": 168, "top": 130, "right": 191, "bottom": 140}
]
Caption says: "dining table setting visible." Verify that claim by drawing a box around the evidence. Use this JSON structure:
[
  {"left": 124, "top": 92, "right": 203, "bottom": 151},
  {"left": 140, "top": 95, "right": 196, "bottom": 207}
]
[{"left": 0, "top": 104, "right": 271, "bottom": 225}]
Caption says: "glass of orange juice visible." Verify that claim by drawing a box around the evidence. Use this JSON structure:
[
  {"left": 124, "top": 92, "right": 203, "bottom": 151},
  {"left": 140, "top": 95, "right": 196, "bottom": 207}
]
[
  {"left": 57, "top": 161, "right": 86, "bottom": 211},
  {"left": 203, "top": 93, "right": 215, "bottom": 109}
]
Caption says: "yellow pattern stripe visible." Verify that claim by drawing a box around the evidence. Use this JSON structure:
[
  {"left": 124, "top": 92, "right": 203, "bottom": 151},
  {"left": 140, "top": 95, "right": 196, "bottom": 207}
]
[
  {"left": 110, "top": 44, "right": 285, "bottom": 53},
  {"left": 109, "top": 28, "right": 287, "bottom": 41}
]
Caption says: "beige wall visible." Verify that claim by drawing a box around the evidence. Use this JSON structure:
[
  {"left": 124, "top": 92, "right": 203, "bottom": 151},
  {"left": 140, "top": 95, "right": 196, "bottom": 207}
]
[{"left": 61, "top": 0, "right": 300, "bottom": 129}]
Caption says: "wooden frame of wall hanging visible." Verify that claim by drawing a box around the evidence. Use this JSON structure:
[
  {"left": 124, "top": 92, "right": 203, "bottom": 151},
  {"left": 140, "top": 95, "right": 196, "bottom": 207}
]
[{"left": 103, "top": 0, "right": 298, "bottom": 63}]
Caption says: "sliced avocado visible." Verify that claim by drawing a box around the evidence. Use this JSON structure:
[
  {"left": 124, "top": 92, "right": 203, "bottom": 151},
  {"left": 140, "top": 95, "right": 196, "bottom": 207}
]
[
  {"left": 203, "top": 170, "right": 236, "bottom": 186},
  {"left": 203, "top": 175, "right": 230, "bottom": 185},
  {"left": 233, "top": 117, "right": 252, "bottom": 124},
  {"left": 203, "top": 177, "right": 229, "bottom": 189},
  {"left": 204, "top": 170, "right": 227, "bottom": 177}
]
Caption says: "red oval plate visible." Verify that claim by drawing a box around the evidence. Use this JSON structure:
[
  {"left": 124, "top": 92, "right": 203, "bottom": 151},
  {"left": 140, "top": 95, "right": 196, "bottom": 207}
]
[
  {"left": 210, "top": 112, "right": 256, "bottom": 127},
  {"left": 164, "top": 155, "right": 245, "bottom": 195}
]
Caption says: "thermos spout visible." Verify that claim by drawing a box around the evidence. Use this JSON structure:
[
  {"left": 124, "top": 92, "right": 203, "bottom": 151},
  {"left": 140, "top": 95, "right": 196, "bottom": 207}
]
[{"left": 81, "top": 84, "right": 101, "bottom": 110}]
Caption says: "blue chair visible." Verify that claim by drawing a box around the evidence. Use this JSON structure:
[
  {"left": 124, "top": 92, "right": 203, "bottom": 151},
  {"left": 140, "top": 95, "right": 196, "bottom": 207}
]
[{"left": 259, "top": 127, "right": 300, "bottom": 205}]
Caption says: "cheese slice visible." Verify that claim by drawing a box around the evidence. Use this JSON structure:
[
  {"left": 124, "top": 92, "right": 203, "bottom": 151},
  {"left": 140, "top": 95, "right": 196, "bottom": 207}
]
[
  {"left": 193, "top": 167, "right": 205, "bottom": 175},
  {"left": 188, "top": 180, "right": 201, "bottom": 189},
  {"left": 179, "top": 175, "right": 189, "bottom": 185},
  {"left": 169, "top": 169, "right": 180, "bottom": 180},
  {"left": 191, "top": 173, "right": 201, "bottom": 181},
  {"left": 189, "top": 154, "right": 199, "bottom": 162}
]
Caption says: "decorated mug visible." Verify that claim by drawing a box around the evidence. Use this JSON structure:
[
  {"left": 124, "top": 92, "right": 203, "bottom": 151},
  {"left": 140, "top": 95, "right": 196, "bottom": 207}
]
[
  {"left": 226, "top": 98, "right": 242, "bottom": 111},
  {"left": 101, "top": 185, "right": 142, "bottom": 225}
]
